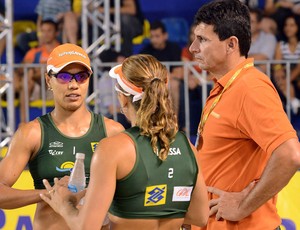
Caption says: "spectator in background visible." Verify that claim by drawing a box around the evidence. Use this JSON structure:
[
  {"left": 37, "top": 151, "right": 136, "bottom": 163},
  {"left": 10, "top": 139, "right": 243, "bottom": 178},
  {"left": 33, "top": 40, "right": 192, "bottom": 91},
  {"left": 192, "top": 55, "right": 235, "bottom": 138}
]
[
  {"left": 267, "top": 0, "right": 300, "bottom": 39},
  {"left": 98, "top": 49, "right": 131, "bottom": 129},
  {"left": 260, "top": 15, "right": 278, "bottom": 35},
  {"left": 15, "top": 20, "right": 60, "bottom": 123},
  {"left": 239, "top": 1, "right": 278, "bottom": 36},
  {"left": 96, "top": 0, "right": 144, "bottom": 57},
  {"left": 16, "top": 0, "right": 78, "bottom": 55},
  {"left": 139, "top": 20, "right": 183, "bottom": 117},
  {"left": 36, "top": 0, "right": 78, "bottom": 44},
  {"left": 273, "top": 13, "right": 300, "bottom": 83},
  {"left": 272, "top": 13, "right": 300, "bottom": 132},
  {"left": 240, "top": 0, "right": 274, "bottom": 11},
  {"left": 248, "top": 8, "right": 277, "bottom": 73}
]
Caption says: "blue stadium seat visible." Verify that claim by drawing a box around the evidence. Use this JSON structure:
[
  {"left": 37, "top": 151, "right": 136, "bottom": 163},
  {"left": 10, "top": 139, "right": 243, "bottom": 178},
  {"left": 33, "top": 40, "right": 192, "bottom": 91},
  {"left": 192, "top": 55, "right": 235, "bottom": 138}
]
[
  {"left": 1, "top": 20, "right": 36, "bottom": 64},
  {"left": 161, "top": 17, "right": 189, "bottom": 47}
]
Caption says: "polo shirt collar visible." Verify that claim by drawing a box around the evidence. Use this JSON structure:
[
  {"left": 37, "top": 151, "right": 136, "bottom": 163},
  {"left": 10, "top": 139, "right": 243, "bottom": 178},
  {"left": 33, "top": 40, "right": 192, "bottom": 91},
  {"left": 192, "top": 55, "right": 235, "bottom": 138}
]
[{"left": 217, "top": 58, "right": 254, "bottom": 88}]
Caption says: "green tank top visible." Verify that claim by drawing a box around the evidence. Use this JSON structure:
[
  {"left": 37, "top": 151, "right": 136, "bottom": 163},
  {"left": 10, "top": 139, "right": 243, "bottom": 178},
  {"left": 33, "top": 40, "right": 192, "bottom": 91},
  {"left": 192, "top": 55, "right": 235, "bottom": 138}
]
[
  {"left": 109, "top": 126, "right": 198, "bottom": 219},
  {"left": 28, "top": 112, "right": 107, "bottom": 189}
]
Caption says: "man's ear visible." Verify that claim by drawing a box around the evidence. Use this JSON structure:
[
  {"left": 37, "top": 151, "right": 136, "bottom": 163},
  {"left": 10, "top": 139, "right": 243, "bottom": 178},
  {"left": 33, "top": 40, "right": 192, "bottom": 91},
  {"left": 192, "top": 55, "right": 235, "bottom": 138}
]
[
  {"left": 229, "top": 36, "right": 238, "bottom": 47},
  {"left": 227, "top": 36, "right": 238, "bottom": 52}
]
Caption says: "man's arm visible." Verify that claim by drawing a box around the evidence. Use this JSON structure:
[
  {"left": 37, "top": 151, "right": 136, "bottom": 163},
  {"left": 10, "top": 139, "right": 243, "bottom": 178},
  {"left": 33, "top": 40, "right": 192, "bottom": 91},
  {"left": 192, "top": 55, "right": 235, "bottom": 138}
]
[
  {"left": 238, "top": 138, "right": 300, "bottom": 217},
  {"left": 208, "top": 138, "right": 300, "bottom": 221}
]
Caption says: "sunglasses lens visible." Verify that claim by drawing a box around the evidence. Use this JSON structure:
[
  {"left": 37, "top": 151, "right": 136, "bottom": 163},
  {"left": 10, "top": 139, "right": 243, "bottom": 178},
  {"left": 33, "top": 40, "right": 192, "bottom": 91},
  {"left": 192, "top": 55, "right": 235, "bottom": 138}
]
[
  {"left": 54, "top": 72, "right": 90, "bottom": 84},
  {"left": 75, "top": 72, "right": 90, "bottom": 83},
  {"left": 56, "top": 73, "right": 73, "bottom": 83}
]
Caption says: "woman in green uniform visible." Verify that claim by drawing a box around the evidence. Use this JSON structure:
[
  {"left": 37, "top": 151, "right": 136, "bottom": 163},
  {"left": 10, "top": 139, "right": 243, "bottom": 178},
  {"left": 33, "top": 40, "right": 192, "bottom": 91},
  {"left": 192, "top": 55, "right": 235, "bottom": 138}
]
[
  {"left": 0, "top": 43, "right": 124, "bottom": 229},
  {"left": 41, "top": 54, "right": 209, "bottom": 230}
]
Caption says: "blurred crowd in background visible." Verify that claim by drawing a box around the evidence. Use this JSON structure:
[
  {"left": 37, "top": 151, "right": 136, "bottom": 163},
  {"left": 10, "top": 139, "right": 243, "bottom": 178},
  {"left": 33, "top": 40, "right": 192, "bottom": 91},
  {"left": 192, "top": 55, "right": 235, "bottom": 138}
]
[{"left": 0, "top": 0, "right": 300, "bottom": 138}]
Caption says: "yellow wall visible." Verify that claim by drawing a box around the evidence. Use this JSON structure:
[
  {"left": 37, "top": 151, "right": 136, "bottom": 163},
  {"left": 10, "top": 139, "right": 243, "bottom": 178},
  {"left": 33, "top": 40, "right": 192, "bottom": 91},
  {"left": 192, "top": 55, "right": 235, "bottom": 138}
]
[
  {"left": 0, "top": 171, "right": 36, "bottom": 230},
  {"left": 0, "top": 170, "right": 299, "bottom": 230},
  {"left": 277, "top": 171, "right": 300, "bottom": 230}
]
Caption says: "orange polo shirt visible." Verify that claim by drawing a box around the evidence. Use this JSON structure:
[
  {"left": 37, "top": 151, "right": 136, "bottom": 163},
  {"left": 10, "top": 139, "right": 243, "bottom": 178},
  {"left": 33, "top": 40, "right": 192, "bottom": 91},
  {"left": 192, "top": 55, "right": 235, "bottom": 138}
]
[
  {"left": 194, "top": 58, "right": 297, "bottom": 230},
  {"left": 23, "top": 42, "right": 60, "bottom": 64}
]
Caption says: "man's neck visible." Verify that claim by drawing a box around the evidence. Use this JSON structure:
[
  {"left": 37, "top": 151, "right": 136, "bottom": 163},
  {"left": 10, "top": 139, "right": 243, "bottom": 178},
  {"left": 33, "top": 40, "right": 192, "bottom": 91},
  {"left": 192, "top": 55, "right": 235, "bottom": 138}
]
[
  {"left": 155, "top": 42, "right": 167, "bottom": 50},
  {"left": 44, "top": 40, "right": 58, "bottom": 51},
  {"left": 211, "top": 56, "right": 247, "bottom": 80}
]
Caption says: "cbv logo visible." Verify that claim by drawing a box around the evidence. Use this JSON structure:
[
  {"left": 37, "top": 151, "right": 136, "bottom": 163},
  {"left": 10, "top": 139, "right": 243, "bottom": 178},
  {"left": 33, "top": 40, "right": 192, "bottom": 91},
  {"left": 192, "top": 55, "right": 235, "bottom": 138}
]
[{"left": 48, "top": 150, "right": 64, "bottom": 155}]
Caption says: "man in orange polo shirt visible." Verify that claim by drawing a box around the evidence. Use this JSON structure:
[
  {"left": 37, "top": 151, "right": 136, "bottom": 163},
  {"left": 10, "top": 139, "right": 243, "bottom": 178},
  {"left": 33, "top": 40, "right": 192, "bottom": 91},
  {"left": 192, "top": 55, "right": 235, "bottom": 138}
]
[{"left": 189, "top": 0, "right": 300, "bottom": 229}]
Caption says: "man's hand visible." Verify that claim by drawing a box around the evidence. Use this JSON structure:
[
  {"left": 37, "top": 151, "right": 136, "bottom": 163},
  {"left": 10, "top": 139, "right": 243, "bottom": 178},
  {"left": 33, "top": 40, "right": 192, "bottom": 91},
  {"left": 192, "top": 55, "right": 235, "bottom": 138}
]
[{"left": 207, "top": 181, "right": 256, "bottom": 221}]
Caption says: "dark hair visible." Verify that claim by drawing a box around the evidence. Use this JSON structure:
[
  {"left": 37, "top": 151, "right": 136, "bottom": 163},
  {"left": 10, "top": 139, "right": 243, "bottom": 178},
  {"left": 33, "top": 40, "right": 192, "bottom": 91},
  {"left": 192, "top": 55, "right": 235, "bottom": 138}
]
[
  {"left": 150, "top": 20, "right": 167, "bottom": 33},
  {"left": 194, "top": 0, "right": 251, "bottom": 57},
  {"left": 41, "top": 19, "right": 58, "bottom": 31},
  {"left": 100, "top": 49, "right": 125, "bottom": 63},
  {"left": 100, "top": 49, "right": 125, "bottom": 71},
  {"left": 249, "top": 8, "right": 263, "bottom": 23},
  {"left": 280, "top": 13, "right": 300, "bottom": 43}
]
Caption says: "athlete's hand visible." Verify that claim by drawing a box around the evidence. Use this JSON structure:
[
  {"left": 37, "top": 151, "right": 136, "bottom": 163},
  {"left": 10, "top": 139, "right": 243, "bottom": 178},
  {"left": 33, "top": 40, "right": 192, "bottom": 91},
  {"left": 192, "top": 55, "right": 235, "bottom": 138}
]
[
  {"left": 40, "top": 178, "right": 85, "bottom": 216},
  {"left": 207, "top": 181, "right": 256, "bottom": 221},
  {"left": 57, "top": 175, "right": 70, "bottom": 187}
]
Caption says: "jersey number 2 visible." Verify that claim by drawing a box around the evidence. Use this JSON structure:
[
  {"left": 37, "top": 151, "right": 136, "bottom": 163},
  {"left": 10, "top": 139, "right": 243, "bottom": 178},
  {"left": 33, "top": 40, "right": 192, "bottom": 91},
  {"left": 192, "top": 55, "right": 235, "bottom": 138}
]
[{"left": 168, "top": 168, "right": 174, "bottom": 178}]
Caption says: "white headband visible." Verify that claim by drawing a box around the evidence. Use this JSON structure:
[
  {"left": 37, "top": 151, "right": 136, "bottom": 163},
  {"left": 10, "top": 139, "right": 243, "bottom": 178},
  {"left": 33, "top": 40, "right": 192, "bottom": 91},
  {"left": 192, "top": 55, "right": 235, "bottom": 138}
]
[{"left": 109, "top": 64, "right": 144, "bottom": 102}]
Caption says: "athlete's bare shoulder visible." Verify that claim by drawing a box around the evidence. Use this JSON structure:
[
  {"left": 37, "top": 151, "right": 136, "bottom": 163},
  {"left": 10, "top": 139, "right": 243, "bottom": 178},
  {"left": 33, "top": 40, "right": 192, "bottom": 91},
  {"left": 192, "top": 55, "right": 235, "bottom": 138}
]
[
  {"left": 17, "top": 118, "right": 41, "bottom": 135},
  {"left": 103, "top": 116, "right": 125, "bottom": 137},
  {"left": 12, "top": 118, "right": 42, "bottom": 155}
]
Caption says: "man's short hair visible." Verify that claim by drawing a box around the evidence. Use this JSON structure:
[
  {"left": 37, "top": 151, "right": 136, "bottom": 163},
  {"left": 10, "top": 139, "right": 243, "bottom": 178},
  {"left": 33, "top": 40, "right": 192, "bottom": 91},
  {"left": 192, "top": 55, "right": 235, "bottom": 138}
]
[
  {"left": 41, "top": 19, "right": 58, "bottom": 31},
  {"left": 150, "top": 20, "right": 166, "bottom": 33}
]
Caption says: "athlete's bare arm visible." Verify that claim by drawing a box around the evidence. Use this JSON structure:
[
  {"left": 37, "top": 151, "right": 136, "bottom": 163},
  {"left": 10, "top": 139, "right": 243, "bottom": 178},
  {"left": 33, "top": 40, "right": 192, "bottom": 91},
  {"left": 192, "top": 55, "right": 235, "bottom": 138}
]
[{"left": 0, "top": 119, "right": 46, "bottom": 209}]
